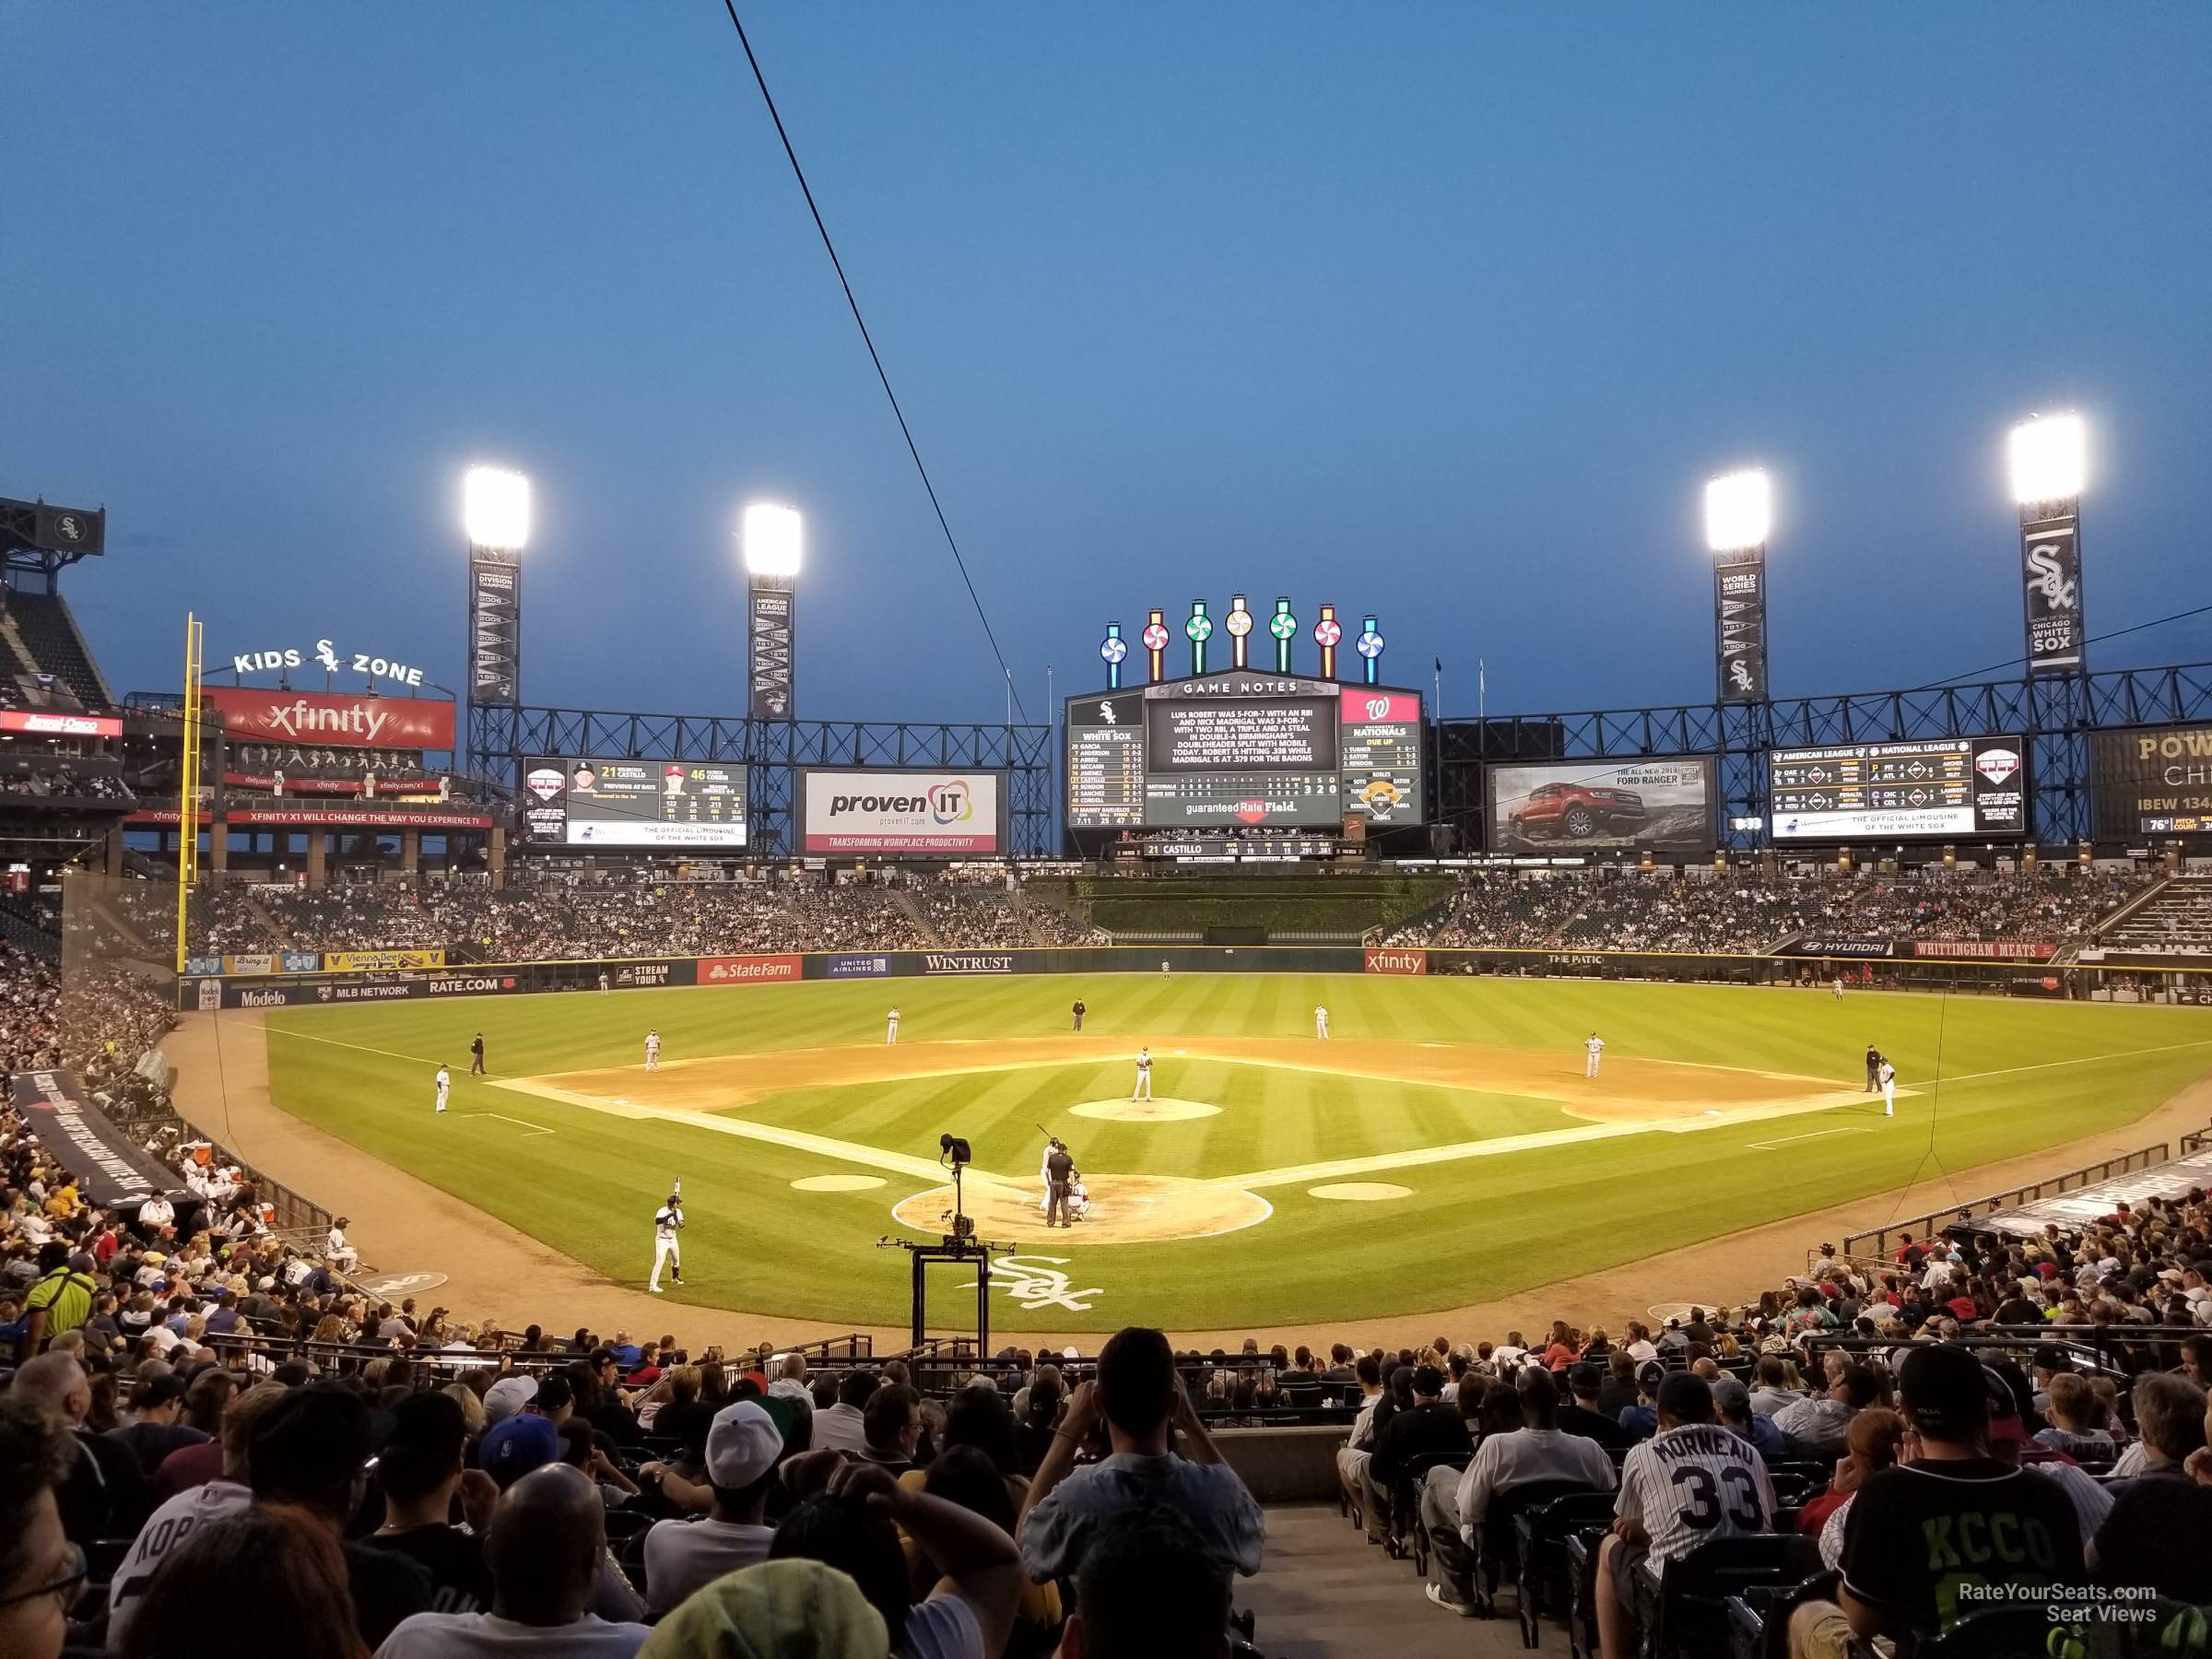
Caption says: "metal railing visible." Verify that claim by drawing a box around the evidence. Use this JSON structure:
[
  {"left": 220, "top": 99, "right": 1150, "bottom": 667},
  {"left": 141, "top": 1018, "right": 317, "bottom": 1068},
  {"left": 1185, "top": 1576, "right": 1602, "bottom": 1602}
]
[
  {"left": 1803, "top": 1325, "right": 2205, "bottom": 1383},
  {"left": 1840, "top": 1139, "right": 2178, "bottom": 1259}
]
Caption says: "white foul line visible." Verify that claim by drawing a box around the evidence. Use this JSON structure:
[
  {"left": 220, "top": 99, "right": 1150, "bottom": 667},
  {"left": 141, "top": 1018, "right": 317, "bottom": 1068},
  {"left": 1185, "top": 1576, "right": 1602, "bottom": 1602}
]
[
  {"left": 467, "top": 1112, "right": 555, "bottom": 1137},
  {"left": 1747, "top": 1126, "right": 1875, "bottom": 1151},
  {"left": 1937, "top": 1038, "right": 2212, "bottom": 1084},
  {"left": 265, "top": 1026, "right": 444, "bottom": 1067}
]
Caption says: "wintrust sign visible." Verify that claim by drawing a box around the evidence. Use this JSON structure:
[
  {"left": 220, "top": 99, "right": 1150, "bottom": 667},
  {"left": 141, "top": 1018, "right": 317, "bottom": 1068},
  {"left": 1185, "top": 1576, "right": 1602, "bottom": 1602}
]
[
  {"left": 921, "top": 952, "right": 1018, "bottom": 975},
  {"left": 202, "top": 688, "right": 456, "bottom": 752}
]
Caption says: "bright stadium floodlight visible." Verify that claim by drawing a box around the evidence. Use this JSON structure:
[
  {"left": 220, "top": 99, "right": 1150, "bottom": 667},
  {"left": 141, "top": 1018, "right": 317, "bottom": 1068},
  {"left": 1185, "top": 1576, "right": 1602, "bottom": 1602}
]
[
  {"left": 464, "top": 465, "right": 531, "bottom": 550},
  {"left": 1704, "top": 468, "right": 1771, "bottom": 553},
  {"left": 742, "top": 502, "right": 803, "bottom": 578},
  {"left": 2009, "top": 412, "right": 2087, "bottom": 504}
]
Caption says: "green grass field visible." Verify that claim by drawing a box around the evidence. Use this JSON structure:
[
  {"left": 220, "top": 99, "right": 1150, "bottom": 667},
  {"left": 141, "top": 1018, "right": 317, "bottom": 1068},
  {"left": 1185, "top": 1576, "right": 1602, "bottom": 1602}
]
[{"left": 257, "top": 974, "right": 2212, "bottom": 1332}]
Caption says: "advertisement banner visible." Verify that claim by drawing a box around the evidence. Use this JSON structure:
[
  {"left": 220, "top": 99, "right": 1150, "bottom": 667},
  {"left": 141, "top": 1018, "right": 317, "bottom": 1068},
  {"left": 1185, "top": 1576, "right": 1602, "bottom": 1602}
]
[
  {"left": 224, "top": 954, "right": 276, "bottom": 975},
  {"left": 1911, "top": 940, "right": 2059, "bottom": 960},
  {"left": 11, "top": 1070, "right": 185, "bottom": 1208},
  {"left": 1487, "top": 757, "right": 1715, "bottom": 853},
  {"left": 919, "top": 951, "right": 1018, "bottom": 975},
  {"left": 1714, "top": 559, "right": 1767, "bottom": 702},
  {"left": 426, "top": 972, "right": 524, "bottom": 996},
  {"left": 281, "top": 951, "right": 321, "bottom": 973},
  {"left": 749, "top": 583, "right": 794, "bottom": 719},
  {"left": 0, "top": 710, "right": 123, "bottom": 737},
  {"left": 184, "top": 955, "right": 222, "bottom": 977},
  {"left": 2090, "top": 726, "right": 2212, "bottom": 839},
  {"left": 201, "top": 687, "right": 456, "bottom": 752},
  {"left": 1770, "top": 737, "right": 2026, "bottom": 841},
  {"left": 821, "top": 953, "right": 894, "bottom": 979},
  {"left": 324, "top": 949, "right": 447, "bottom": 972},
  {"left": 1788, "top": 939, "right": 1897, "bottom": 959},
  {"left": 610, "top": 959, "right": 695, "bottom": 990},
  {"left": 801, "top": 770, "right": 1006, "bottom": 855},
  {"left": 2021, "top": 512, "right": 2084, "bottom": 675},
  {"left": 699, "top": 953, "right": 805, "bottom": 985},
  {"left": 1363, "top": 947, "right": 1428, "bottom": 975},
  {"left": 229, "top": 807, "right": 493, "bottom": 830},
  {"left": 468, "top": 547, "right": 522, "bottom": 706}
]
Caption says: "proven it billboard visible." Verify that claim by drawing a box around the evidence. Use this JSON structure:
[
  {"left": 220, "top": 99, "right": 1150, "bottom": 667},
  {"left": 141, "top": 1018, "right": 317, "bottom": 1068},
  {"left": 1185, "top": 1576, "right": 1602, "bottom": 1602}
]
[
  {"left": 1487, "top": 758, "right": 1714, "bottom": 852},
  {"left": 800, "top": 770, "right": 1006, "bottom": 855},
  {"left": 202, "top": 688, "right": 456, "bottom": 752}
]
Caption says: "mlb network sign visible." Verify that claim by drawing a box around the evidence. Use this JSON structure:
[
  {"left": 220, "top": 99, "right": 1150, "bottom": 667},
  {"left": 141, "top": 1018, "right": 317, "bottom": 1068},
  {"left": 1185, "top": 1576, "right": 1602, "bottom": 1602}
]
[{"left": 800, "top": 769, "right": 1004, "bottom": 856}]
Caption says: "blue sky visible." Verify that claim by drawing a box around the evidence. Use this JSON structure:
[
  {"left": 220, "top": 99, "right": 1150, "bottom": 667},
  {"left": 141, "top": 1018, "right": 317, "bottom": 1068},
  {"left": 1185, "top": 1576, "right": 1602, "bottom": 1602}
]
[{"left": 4, "top": 4, "right": 2208, "bottom": 725}]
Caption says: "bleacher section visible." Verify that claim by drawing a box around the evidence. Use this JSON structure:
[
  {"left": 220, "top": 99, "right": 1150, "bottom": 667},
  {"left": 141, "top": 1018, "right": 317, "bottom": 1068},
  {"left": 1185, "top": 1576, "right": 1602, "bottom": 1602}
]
[
  {"left": 2094, "top": 874, "right": 2212, "bottom": 957},
  {"left": 2, "top": 586, "right": 112, "bottom": 707}
]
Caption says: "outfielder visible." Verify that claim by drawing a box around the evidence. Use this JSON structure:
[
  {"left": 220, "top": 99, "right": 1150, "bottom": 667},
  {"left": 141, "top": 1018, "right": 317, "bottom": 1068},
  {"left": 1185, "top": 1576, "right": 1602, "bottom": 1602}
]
[
  {"left": 650, "top": 1192, "right": 684, "bottom": 1292},
  {"left": 1878, "top": 1057, "right": 1898, "bottom": 1118},
  {"left": 886, "top": 1006, "right": 900, "bottom": 1044},
  {"left": 1583, "top": 1031, "right": 1605, "bottom": 1078},
  {"left": 1314, "top": 1005, "right": 1330, "bottom": 1041},
  {"left": 1131, "top": 1046, "right": 1153, "bottom": 1100},
  {"left": 598, "top": 971, "right": 610, "bottom": 995},
  {"left": 1832, "top": 974, "right": 1844, "bottom": 1001},
  {"left": 644, "top": 1030, "right": 661, "bottom": 1072},
  {"left": 434, "top": 1064, "right": 451, "bottom": 1115}
]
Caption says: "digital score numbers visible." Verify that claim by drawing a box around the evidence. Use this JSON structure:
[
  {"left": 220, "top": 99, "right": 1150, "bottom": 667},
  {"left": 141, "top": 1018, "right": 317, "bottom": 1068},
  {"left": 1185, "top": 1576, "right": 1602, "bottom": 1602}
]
[
  {"left": 522, "top": 758, "right": 748, "bottom": 848},
  {"left": 1769, "top": 737, "right": 2026, "bottom": 841}
]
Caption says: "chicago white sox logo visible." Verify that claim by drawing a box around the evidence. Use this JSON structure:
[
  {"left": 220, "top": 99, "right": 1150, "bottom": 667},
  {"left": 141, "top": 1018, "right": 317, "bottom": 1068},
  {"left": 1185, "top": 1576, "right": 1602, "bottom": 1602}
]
[
  {"left": 2025, "top": 544, "right": 2077, "bottom": 611},
  {"left": 960, "top": 1254, "right": 1101, "bottom": 1312}
]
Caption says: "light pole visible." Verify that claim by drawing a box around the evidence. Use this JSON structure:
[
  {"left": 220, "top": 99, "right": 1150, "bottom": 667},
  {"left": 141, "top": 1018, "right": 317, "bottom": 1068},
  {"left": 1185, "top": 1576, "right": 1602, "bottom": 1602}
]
[
  {"left": 2009, "top": 413, "right": 2087, "bottom": 675},
  {"left": 463, "top": 465, "right": 530, "bottom": 787},
  {"left": 742, "top": 502, "right": 802, "bottom": 721},
  {"left": 1704, "top": 468, "right": 1771, "bottom": 703}
]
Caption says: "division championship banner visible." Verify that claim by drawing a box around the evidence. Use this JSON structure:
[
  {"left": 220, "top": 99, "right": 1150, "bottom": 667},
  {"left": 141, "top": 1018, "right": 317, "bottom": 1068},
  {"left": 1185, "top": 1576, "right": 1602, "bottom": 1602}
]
[
  {"left": 469, "top": 546, "right": 523, "bottom": 706},
  {"left": 2021, "top": 512, "right": 2084, "bottom": 675},
  {"left": 748, "top": 582, "right": 794, "bottom": 719},
  {"left": 1714, "top": 559, "right": 1767, "bottom": 703}
]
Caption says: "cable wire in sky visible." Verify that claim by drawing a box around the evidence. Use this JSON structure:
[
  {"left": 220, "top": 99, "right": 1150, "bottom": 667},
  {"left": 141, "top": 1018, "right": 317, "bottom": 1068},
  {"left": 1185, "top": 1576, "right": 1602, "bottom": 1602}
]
[
  {"left": 719, "top": 3, "right": 1030, "bottom": 723},
  {"left": 1904, "top": 599, "right": 2212, "bottom": 693}
]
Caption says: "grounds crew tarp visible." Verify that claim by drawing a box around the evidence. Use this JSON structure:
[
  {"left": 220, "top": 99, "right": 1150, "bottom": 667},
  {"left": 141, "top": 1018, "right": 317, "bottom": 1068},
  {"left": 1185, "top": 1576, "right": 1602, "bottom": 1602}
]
[{"left": 11, "top": 1068, "right": 190, "bottom": 1212}]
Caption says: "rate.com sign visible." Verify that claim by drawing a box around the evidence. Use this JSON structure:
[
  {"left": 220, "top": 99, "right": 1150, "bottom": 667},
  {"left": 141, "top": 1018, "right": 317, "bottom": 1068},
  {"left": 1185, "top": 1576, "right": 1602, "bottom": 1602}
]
[{"left": 799, "top": 769, "right": 1005, "bottom": 856}]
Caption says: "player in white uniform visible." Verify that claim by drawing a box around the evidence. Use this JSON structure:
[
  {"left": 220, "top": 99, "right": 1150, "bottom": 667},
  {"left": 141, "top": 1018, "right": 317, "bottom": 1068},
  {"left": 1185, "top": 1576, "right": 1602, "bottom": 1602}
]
[
  {"left": 1583, "top": 1032, "right": 1605, "bottom": 1078},
  {"left": 644, "top": 1030, "right": 661, "bottom": 1072},
  {"left": 1314, "top": 1005, "right": 1330, "bottom": 1040},
  {"left": 434, "top": 1064, "right": 451, "bottom": 1114},
  {"left": 1596, "top": 1372, "right": 1774, "bottom": 1659},
  {"left": 1832, "top": 973, "right": 1845, "bottom": 1000},
  {"left": 650, "top": 1193, "right": 684, "bottom": 1292},
  {"left": 1878, "top": 1057, "right": 1898, "bottom": 1117},
  {"left": 886, "top": 1006, "right": 900, "bottom": 1044},
  {"left": 598, "top": 971, "right": 610, "bottom": 995},
  {"left": 1131, "top": 1047, "right": 1152, "bottom": 1100}
]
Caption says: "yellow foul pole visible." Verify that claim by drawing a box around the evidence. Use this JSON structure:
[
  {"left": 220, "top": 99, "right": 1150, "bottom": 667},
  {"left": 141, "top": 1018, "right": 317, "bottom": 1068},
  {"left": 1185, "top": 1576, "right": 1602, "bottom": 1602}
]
[{"left": 174, "top": 613, "right": 203, "bottom": 975}]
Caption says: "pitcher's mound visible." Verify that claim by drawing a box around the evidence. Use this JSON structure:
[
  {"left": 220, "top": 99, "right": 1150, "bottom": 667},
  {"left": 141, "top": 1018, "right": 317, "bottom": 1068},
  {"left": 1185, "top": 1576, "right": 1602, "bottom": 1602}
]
[
  {"left": 1068, "top": 1097, "right": 1219, "bottom": 1123},
  {"left": 892, "top": 1173, "right": 1270, "bottom": 1244}
]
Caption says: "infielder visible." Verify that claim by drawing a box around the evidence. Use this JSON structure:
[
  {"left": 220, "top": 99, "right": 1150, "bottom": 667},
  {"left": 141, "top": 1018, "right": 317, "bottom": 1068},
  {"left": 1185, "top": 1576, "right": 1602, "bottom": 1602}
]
[
  {"left": 1131, "top": 1047, "right": 1153, "bottom": 1100},
  {"left": 1878, "top": 1057, "right": 1898, "bottom": 1117},
  {"left": 650, "top": 1192, "right": 684, "bottom": 1292},
  {"left": 644, "top": 1030, "right": 661, "bottom": 1072},
  {"left": 1314, "top": 1005, "right": 1330, "bottom": 1041},
  {"left": 1583, "top": 1031, "right": 1605, "bottom": 1078},
  {"left": 434, "top": 1064, "right": 451, "bottom": 1115},
  {"left": 887, "top": 1006, "right": 900, "bottom": 1044}
]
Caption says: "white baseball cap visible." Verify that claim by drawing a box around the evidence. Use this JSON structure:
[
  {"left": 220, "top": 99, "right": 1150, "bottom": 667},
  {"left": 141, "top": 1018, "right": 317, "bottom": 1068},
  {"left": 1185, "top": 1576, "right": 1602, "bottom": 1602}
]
[
  {"left": 483, "top": 1375, "right": 538, "bottom": 1423},
  {"left": 703, "top": 1400, "right": 782, "bottom": 1488}
]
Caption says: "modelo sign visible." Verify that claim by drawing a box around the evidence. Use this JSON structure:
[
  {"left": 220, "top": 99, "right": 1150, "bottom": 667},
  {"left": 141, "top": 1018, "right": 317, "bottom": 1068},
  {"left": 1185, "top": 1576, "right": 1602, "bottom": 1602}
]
[
  {"left": 1363, "top": 947, "right": 1427, "bottom": 975},
  {"left": 202, "top": 688, "right": 456, "bottom": 752},
  {"left": 800, "top": 770, "right": 1005, "bottom": 855}
]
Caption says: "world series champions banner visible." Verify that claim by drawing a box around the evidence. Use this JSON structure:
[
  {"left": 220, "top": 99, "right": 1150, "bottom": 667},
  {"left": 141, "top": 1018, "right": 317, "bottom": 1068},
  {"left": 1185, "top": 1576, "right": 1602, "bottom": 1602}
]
[
  {"left": 469, "top": 546, "right": 523, "bottom": 706},
  {"left": 2021, "top": 512, "right": 2084, "bottom": 674},
  {"left": 749, "top": 581, "right": 794, "bottom": 719},
  {"left": 1714, "top": 557, "right": 1768, "bottom": 703}
]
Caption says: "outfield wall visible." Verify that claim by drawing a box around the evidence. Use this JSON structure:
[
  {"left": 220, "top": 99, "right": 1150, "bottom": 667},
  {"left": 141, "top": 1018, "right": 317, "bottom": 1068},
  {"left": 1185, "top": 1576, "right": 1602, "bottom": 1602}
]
[{"left": 174, "top": 939, "right": 2193, "bottom": 1008}]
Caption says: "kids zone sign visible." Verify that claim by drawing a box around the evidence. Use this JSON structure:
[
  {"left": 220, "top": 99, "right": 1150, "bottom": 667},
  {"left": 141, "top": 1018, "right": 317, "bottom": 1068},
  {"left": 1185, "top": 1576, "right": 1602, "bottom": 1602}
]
[{"left": 798, "top": 770, "right": 1005, "bottom": 855}]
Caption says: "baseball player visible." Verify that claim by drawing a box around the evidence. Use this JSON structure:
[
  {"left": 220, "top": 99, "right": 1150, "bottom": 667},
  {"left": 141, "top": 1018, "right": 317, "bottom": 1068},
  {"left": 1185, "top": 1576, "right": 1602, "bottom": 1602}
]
[
  {"left": 1832, "top": 973, "right": 1844, "bottom": 1001},
  {"left": 650, "top": 1192, "right": 684, "bottom": 1292},
  {"left": 598, "top": 971, "right": 610, "bottom": 995},
  {"left": 1314, "top": 1005, "right": 1330, "bottom": 1041},
  {"left": 1583, "top": 1031, "right": 1605, "bottom": 1078},
  {"left": 1878, "top": 1057, "right": 1898, "bottom": 1118},
  {"left": 434, "top": 1064, "right": 451, "bottom": 1115},
  {"left": 886, "top": 1006, "right": 900, "bottom": 1044},
  {"left": 1038, "top": 1135, "right": 1064, "bottom": 1213},
  {"left": 644, "top": 1030, "right": 662, "bottom": 1073},
  {"left": 469, "top": 1033, "right": 486, "bottom": 1076},
  {"left": 1131, "top": 1047, "right": 1153, "bottom": 1101}
]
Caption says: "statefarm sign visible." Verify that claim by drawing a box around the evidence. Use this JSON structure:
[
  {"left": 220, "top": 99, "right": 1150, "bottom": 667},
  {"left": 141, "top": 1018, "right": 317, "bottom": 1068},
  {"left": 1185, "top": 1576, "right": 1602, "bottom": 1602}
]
[
  {"left": 201, "top": 688, "right": 456, "bottom": 751},
  {"left": 698, "top": 954, "right": 805, "bottom": 984}
]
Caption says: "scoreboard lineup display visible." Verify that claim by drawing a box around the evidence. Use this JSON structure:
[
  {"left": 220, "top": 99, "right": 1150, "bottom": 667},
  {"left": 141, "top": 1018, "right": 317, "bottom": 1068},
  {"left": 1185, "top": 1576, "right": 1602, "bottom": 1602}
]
[
  {"left": 1769, "top": 736, "right": 2026, "bottom": 841},
  {"left": 1067, "top": 675, "right": 1424, "bottom": 829},
  {"left": 522, "top": 757, "right": 747, "bottom": 848}
]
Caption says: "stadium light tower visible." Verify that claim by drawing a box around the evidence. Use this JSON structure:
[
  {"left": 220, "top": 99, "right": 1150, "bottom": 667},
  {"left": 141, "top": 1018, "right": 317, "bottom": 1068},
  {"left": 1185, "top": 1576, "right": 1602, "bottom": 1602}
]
[
  {"left": 743, "top": 502, "right": 802, "bottom": 719},
  {"left": 2009, "top": 413, "right": 2087, "bottom": 675},
  {"left": 1703, "top": 467, "right": 1771, "bottom": 704},
  {"left": 464, "top": 465, "right": 529, "bottom": 711}
]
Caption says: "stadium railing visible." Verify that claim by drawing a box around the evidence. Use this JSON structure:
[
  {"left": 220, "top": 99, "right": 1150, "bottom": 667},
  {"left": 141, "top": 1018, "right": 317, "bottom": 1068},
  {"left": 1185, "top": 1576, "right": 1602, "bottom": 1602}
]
[
  {"left": 1839, "top": 1138, "right": 2180, "bottom": 1259},
  {"left": 1803, "top": 1326, "right": 2203, "bottom": 1382}
]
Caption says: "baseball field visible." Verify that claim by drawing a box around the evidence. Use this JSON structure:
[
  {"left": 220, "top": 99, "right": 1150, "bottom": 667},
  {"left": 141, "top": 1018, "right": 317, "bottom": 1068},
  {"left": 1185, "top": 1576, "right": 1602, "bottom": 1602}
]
[{"left": 249, "top": 972, "right": 2212, "bottom": 1333}]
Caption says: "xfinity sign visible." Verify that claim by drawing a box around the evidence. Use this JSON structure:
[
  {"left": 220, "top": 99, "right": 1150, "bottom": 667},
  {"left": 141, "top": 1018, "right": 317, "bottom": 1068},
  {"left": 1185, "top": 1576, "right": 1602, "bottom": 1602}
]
[{"left": 801, "top": 769, "right": 1005, "bottom": 856}]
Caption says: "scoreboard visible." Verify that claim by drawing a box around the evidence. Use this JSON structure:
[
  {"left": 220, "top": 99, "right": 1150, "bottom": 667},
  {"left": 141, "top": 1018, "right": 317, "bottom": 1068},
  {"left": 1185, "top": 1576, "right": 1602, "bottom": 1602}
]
[
  {"left": 1769, "top": 737, "right": 2026, "bottom": 841},
  {"left": 1067, "top": 675, "right": 1424, "bottom": 830},
  {"left": 521, "top": 758, "right": 747, "bottom": 848}
]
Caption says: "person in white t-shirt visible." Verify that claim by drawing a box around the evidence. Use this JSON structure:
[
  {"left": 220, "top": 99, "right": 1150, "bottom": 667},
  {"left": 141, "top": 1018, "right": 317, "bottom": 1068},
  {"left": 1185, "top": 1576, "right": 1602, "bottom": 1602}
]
[
  {"left": 137, "top": 1194, "right": 175, "bottom": 1232},
  {"left": 641, "top": 1400, "right": 782, "bottom": 1614},
  {"left": 1583, "top": 1031, "right": 1606, "bottom": 1078},
  {"left": 374, "top": 1464, "right": 652, "bottom": 1658}
]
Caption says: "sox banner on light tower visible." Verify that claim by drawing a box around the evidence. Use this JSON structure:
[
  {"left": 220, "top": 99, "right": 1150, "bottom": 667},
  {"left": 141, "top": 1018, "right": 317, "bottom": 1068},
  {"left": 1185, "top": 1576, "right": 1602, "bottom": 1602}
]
[
  {"left": 744, "top": 504, "right": 802, "bottom": 719},
  {"left": 2010, "top": 414, "right": 2087, "bottom": 676},
  {"left": 1705, "top": 468, "right": 1771, "bottom": 704}
]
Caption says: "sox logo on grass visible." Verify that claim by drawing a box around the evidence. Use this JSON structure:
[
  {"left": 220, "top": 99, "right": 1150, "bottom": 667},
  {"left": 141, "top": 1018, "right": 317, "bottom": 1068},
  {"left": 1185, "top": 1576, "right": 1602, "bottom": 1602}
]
[{"left": 959, "top": 1255, "right": 1101, "bottom": 1313}]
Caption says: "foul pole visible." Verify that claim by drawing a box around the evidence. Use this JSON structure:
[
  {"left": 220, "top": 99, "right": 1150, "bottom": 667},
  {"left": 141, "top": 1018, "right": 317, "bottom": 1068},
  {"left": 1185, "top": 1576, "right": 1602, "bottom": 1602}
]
[{"left": 174, "top": 612, "right": 203, "bottom": 975}]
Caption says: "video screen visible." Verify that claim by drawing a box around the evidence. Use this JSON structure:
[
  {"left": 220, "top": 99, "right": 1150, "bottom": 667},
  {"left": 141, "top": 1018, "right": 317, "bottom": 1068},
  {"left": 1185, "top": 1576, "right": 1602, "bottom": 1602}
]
[
  {"left": 1487, "top": 758, "right": 1714, "bottom": 852},
  {"left": 521, "top": 758, "right": 747, "bottom": 848},
  {"left": 1769, "top": 737, "right": 2025, "bottom": 841}
]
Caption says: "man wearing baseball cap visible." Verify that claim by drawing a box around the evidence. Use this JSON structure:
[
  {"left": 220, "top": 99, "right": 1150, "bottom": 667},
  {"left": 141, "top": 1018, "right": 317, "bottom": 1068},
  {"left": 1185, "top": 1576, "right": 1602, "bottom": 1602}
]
[
  {"left": 1785, "top": 1344, "right": 2084, "bottom": 1658},
  {"left": 642, "top": 1399, "right": 785, "bottom": 1614}
]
